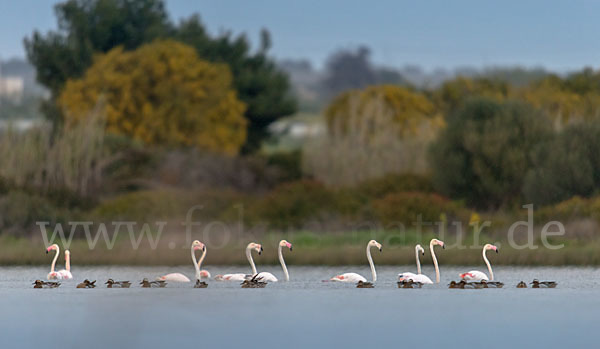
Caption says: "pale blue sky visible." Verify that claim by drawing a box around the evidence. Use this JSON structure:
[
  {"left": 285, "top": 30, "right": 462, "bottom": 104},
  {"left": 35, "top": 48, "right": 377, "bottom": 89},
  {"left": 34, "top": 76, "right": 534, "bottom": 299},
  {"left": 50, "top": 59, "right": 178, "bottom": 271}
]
[{"left": 1, "top": 0, "right": 599, "bottom": 71}]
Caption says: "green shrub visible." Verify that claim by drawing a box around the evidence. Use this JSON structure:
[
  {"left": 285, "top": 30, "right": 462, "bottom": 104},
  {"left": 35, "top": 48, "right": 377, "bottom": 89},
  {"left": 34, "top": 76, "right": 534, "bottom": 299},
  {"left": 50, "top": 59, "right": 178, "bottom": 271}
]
[
  {"left": 253, "top": 180, "right": 335, "bottom": 229},
  {"left": 371, "top": 192, "right": 466, "bottom": 227},
  {"left": 429, "top": 98, "right": 553, "bottom": 208},
  {"left": 356, "top": 173, "right": 433, "bottom": 198},
  {"left": 0, "top": 191, "right": 69, "bottom": 234}
]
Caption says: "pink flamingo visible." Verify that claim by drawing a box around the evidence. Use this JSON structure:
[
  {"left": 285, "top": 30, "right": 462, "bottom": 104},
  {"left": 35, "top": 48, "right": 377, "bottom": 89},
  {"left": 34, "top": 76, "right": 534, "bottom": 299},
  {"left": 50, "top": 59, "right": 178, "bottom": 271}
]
[
  {"left": 460, "top": 244, "right": 498, "bottom": 281},
  {"left": 158, "top": 240, "right": 210, "bottom": 282},
  {"left": 46, "top": 244, "right": 72, "bottom": 280},
  {"left": 330, "top": 240, "right": 382, "bottom": 283},
  {"left": 398, "top": 239, "right": 445, "bottom": 284},
  {"left": 215, "top": 242, "right": 263, "bottom": 281}
]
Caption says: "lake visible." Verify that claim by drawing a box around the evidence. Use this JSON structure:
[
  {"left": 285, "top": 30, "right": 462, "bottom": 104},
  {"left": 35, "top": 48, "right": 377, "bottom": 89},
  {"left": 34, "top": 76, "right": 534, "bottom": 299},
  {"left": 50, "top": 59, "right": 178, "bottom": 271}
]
[{"left": 2, "top": 265, "right": 597, "bottom": 348}]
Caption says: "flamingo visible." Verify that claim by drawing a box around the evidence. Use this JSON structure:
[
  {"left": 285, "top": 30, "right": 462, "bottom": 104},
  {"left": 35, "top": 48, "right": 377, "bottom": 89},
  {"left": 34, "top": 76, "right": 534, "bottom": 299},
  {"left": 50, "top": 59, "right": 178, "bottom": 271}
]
[
  {"left": 330, "top": 240, "right": 382, "bottom": 283},
  {"left": 252, "top": 240, "right": 293, "bottom": 282},
  {"left": 398, "top": 239, "right": 445, "bottom": 284},
  {"left": 214, "top": 242, "right": 263, "bottom": 281},
  {"left": 459, "top": 243, "right": 498, "bottom": 282},
  {"left": 157, "top": 240, "right": 208, "bottom": 282},
  {"left": 46, "top": 244, "right": 71, "bottom": 280},
  {"left": 57, "top": 250, "right": 73, "bottom": 280}
]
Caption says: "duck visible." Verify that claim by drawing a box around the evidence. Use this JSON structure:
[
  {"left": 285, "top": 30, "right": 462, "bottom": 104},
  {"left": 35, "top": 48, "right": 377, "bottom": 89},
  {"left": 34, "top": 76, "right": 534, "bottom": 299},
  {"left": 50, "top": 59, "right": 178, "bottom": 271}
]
[
  {"left": 397, "top": 280, "right": 423, "bottom": 288},
  {"left": 241, "top": 275, "right": 267, "bottom": 288},
  {"left": 448, "top": 280, "right": 478, "bottom": 289},
  {"left": 76, "top": 279, "right": 96, "bottom": 288},
  {"left": 33, "top": 280, "right": 61, "bottom": 288},
  {"left": 194, "top": 279, "right": 208, "bottom": 288},
  {"left": 516, "top": 281, "right": 527, "bottom": 288},
  {"left": 356, "top": 281, "right": 374, "bottom": 288},
  {"left": 531, "top": 279, "right": 557, "bottom": 288},
  {"left": 105, "top": 279, "right": 131, "bottom": 288},
  {"left": 472, "top": 280, "right": 504, "bottom": 288},
  {"left": 140, "top": 278, "right": 167, "bottom": 288}
]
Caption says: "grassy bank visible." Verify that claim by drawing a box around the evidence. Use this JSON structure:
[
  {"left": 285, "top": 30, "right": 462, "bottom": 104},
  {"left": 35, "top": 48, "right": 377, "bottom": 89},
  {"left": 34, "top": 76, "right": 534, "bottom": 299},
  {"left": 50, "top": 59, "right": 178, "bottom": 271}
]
[{"left": 1, "top": 230, "right": 599, "bottom": 266}]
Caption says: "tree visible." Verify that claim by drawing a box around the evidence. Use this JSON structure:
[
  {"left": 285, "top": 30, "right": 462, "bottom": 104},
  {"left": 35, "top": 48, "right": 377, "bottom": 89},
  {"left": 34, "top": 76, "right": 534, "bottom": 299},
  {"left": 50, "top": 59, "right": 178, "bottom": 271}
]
[
  {"left": 322, "top": 46, "right": 377, "bottom": 98},
  {"left": 432, "top": 76, "right": 511, "bottom": 113},
  {"left": 175, "top": 15, "right": 296, "bottom": 152},
  {"left": 304, "top": 85, "right": 441, "bottom": 186},
  {"left": 24, "top": 0, "right": 171, "bottom": 96},
  {"left": 26, "top": 1, "right": 296, "bottom": 151},
  {"left": 524, "top": 121, "right": 600, "bottom": 205},
  {"left": 58, "top": 40, "right": 247, "bottom": 155},
  {"left": 429, "top": 98, "right": 553, "bottom": 208}
]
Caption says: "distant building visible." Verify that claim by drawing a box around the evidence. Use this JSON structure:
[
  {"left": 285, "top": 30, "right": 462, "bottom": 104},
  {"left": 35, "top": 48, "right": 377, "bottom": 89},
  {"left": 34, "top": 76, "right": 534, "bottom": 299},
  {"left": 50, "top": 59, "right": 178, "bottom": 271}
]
[{"left": 0, "top": 64, "right": 24, "bottom": 100}]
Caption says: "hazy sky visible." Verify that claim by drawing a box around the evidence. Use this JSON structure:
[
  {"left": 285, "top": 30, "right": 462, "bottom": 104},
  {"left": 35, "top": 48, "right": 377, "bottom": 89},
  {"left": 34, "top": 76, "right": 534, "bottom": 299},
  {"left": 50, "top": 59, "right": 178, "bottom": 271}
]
[{"left": 1, "top": 0, "right": 599, "bottom": 71}]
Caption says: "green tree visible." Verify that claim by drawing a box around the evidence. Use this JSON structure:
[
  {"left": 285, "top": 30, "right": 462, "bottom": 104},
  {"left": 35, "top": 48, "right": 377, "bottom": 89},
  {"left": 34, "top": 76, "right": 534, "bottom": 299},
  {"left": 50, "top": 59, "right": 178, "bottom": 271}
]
[
  {"left": 524, "top": 121, "right": 600, "bottom": 205},
  {"left": 25, "top": 1, "right": 296, "bottom": 151},
  {"left": 429, "top": 98, "right": 553, "bottom": 208},
  {"left": 175, "top": 15, "right": 296, "bottom": 152},
  {"left": 58, "top": 40, "right": 247, "bottom": 154}
]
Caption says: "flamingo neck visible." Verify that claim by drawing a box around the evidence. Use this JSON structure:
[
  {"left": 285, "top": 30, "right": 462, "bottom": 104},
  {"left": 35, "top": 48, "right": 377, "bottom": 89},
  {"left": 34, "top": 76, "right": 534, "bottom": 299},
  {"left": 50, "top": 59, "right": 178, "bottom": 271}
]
[
  {"left": 430, "top": 241, "right": 440, "bottom": 283},
  {"left": 367, "top": 244, "right": 376, "bottom": 282},
  {"left": 278, "top": 245, "right": 289, "bottom": 281},
  {"left": 483, "top": 247, "right": 494, "bottom": 281},
  {"left": 197, "top": 248, "right": 207, "bottom": 270},
  {"left": 415, "top": 246, "right": 421, "bottom": 275},
  {"left": 50, "top": 247, "right": 59, "bottom": 273},
  {"left": 65, "top": 253, "right": 70, "bottom": 272},
  {"left": 246, "top": 247, "right": 257, "bottom": 275},
  {"left": 191, "top": 245, "right": 200, "bottom": 280}
]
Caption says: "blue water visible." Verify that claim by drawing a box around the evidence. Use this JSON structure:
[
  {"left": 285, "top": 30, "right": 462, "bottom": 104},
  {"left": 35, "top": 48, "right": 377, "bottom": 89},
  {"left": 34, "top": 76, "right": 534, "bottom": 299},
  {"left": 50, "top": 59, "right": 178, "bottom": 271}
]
[{"left": 1, "top": 266, "right": 597, "bottom": 348}]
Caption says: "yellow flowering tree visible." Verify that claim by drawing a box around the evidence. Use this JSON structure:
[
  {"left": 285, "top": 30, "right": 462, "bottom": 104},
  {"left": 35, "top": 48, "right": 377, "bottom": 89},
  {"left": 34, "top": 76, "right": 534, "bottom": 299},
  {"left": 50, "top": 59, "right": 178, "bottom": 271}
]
[{"left": 59, "top": 40, "right": 247, "bottom": 154}]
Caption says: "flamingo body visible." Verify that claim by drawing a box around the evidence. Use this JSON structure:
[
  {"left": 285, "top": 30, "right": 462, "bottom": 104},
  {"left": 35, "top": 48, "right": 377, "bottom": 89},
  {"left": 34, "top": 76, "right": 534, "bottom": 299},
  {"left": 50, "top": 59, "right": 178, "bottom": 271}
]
[
  {"left": 157, "top": 273, "right": 191, "bottom": 282},
  {"left": 57, "top": 270, "right": 73, "bottom": 280},
  {"left": 331, "top": 272, "right": 367, "bottom": 283},
  {"left": 398, "top": 272, "right": 417, "bottom": 281},
  {"left": 401, "top": 273, "right": 433, "bottom": 284},
  {"left": 255, "top": 272, "right": 278, "bottom": 282},
  {"left": 216, "top": 273, "right": 249, "bottom": 281},
  {"left": 460, "top": 271, "right": 489, "bottom": 282}
]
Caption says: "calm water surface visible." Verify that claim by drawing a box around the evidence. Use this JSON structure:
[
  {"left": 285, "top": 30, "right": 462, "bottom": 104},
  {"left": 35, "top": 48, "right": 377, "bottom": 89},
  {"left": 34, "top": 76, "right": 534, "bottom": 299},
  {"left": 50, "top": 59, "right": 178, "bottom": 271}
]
[{"left": 2, "top": 265, "right": 598, "bottom": 348}]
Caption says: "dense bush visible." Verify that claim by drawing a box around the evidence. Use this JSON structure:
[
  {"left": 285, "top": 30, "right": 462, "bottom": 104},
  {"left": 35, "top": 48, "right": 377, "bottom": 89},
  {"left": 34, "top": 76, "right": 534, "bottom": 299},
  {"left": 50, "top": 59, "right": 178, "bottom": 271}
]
[
  {"left": 355, "top": 173, "right": 434, "bottom": 199},
  {"left": 524, "top": 122, "right": 600, "bottom": 205},
  {"left": 252, "top": 180, "right": 335, "bottom": 229},
  {"left": 0, "top": 191, "right": 69, "bottom": 234},
  {"left": 429, "top": 98, "right": 553, "bottom": 208},
  {"left": 371, "top": 192, "right": 466, "bottom": 227}
]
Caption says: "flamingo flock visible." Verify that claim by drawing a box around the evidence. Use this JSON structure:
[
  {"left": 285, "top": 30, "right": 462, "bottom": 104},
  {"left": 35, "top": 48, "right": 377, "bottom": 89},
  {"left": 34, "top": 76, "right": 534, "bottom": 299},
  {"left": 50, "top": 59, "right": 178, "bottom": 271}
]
[{"left": 36, "top": 239, "right": 556, "bottom": 289}]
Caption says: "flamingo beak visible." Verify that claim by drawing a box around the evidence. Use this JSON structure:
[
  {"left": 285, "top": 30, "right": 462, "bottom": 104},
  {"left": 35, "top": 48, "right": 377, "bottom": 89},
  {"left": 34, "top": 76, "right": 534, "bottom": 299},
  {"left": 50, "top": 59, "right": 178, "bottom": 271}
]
[
  {"left": 202, "top": 245, "right": 206, "bottom": 251},
  {"left": 258, "top": 246, "right": 263, "bottom": 255},
  {"left": 496, "top": 248, "right": 499, "bottom": 253},
  {"left": 442, "top": 244, "right": 446, "bottom": 249},
  {"left": 289, "top": 246, "right": 293, "bottom": 251},
  {"left": 422, "top": 252, "right": 425, "bottom": 256}
]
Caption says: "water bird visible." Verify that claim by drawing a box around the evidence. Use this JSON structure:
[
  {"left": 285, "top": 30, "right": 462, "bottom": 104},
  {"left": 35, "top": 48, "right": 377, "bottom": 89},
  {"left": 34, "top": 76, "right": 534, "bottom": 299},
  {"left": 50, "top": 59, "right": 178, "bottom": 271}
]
[
  {"left": 194, "top": 280, "right": 208, "bottom": 288},
  {"left": 140, "top": 278, "right": 166, "bottom": 288},
  {"left": 76, "top": 279, "right": 96, "bottom": 288},
  {"left": 241, "top": 274, "right": 267, "bottom": 288},
  {"left": 459, "top": 244, "right": 499, "bottom": 282},
  {"left": 247, "top": 240, "right": 293, "bottom": 282},
  {"left": 397, "top": 280, "right": 423, "bottom": 288},
  {"left": 33, "top": 280, "right": 60, "bottom": 288},
  {"left": 45, "top": 244, "right": 73, "bottom": 280},
  {"left": 531, "top": 279, "right": 557, "bottom": 288},
  {"left": 448, "top": 280, "right": 478, "bottom": 289},
  {"left": 214, "top": 243, "right": 263, "bottom": 281},
  {"left": 330, "top": 240, "right": 382, "bottom": 283},
  {"left": 105, "top": 279, "right": 131, "bottom": 288},
  {"left": 398, "top": 239, "right": 445, "bottom": 284},
  {"left": 157, "top": 240, "right": 210, "bottom": 283},
  {"left": 356, "top": 281, "right": 374, "bottom": 288},
  {"left": 516, "top": 281, "right": 527, "bottom": 288}
]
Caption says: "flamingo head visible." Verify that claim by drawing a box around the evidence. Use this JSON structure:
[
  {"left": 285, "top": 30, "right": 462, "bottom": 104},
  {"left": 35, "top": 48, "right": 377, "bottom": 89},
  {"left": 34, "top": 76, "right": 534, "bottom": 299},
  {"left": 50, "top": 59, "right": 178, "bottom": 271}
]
[
  {"left": 280, "top": 240, "right": 293, "bottom": 251},
  {"left": 431, "top": 239, "right": 445, "bottom": 249},
  {"left": 416, "top": 244, "right": 425, "bottom": 255},
  {"left": 46, "top": 244, "right": 59, "bottom": 254},
  {"left": 64, "top": 250, "right": 70, "bottom": 256},
  {"left": 248, "top": 242, "right": 263, "bottom": 255},
  {"left": 192, "top": 240, "right": 206, "bottom": 251},
  {"left": 485, "top": 244, "right": 499, "bottom": 253},
  {"left": 369, "top": 240, "right": 382, "bottom": 252}
]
